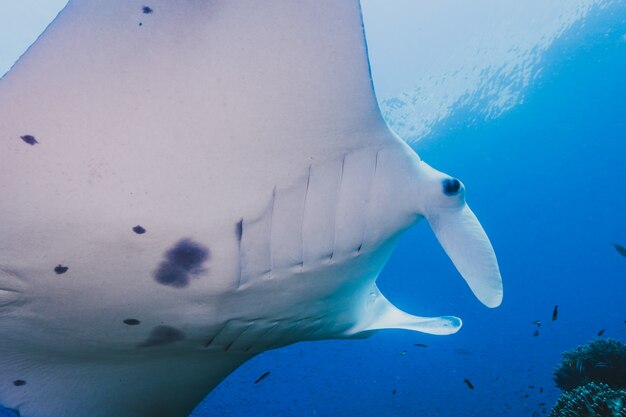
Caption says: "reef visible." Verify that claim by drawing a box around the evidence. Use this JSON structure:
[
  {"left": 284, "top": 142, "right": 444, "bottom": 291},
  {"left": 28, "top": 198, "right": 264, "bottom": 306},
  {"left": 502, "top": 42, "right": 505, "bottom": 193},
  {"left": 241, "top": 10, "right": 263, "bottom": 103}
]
[
  {"left": 554, "top": 338, "right": 626, "bottom": 391},
  {"left": 549, "top": 381, "right": 626, "bottom": 417}
]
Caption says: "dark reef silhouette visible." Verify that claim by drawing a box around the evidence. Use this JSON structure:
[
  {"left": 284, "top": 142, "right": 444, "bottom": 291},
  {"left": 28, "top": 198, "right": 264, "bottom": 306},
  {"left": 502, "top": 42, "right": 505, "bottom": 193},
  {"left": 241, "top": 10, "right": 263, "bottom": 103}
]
[{"left": 550, "top": 338, "right": 626, "bottom": 417}]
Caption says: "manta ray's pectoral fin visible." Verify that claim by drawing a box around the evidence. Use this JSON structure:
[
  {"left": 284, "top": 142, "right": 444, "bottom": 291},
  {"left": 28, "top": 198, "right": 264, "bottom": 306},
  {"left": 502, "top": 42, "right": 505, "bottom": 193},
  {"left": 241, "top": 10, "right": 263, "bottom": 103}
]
[
  {"left": 347, "top": 287, "right": 461, "bottom": 337},
  {"left": 427, "top": 203, "right": 503, "bottom": 308}
]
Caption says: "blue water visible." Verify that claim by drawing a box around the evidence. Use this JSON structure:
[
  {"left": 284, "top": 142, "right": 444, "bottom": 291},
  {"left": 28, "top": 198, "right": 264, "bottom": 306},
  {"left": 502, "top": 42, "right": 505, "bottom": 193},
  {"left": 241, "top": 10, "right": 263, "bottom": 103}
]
[{"left": 191, "top": 5, "right": 626, "bottom": 417}]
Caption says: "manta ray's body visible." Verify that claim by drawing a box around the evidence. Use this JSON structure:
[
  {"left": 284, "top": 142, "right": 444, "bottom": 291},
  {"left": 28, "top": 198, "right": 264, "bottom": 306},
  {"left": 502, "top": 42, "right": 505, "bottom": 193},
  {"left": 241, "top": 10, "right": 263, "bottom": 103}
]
[{"left": 0, "top": 1, "right": 502, "bottom": 416}]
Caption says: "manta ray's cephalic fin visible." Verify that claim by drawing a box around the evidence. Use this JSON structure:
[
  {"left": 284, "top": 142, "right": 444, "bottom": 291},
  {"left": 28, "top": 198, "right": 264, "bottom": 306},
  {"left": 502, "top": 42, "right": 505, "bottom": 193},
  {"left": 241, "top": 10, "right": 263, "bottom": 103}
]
[
  {"left": 414, "top": 162, "right": 503, "bottom": 309},
  {"left": 427, "top": 203, "right": 502, "bottom": 308}
]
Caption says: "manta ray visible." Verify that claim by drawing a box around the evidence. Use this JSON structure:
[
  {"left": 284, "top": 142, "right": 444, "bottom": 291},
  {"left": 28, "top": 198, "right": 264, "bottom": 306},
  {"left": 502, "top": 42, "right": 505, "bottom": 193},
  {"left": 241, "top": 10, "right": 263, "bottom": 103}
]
[{"left": 0, "top": 1, "right": 502, "bottom": 416}]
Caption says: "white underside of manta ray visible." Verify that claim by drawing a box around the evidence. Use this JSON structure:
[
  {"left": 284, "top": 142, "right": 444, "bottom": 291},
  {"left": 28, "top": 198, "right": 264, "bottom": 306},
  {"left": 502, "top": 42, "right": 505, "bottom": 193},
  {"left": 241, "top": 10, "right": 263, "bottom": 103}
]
[{"left": 0, "top": 1, "right": 502, "bottom": 416}]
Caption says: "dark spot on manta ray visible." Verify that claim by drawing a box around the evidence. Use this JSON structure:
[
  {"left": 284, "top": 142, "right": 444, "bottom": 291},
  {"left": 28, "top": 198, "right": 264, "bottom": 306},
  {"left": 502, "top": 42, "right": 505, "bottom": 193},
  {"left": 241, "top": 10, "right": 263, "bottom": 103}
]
[
  {"left": 20, "top": 135, "right": 38, "bottom": 145},
  {"left": 235, "top": 219, "right": 243, "bottom": 242},
  {"left": 138, "top": 325, "right": 184, "bottom": 347},
  {"left": 123, "top": 319, "right": 141, "bottom": 326},
  {"left": 153, "top": 239, "right": 209, "bottom": 288},
  {"left": 54, "top": 265, "right": 69, "bottom": 274},
  {"left": 132, "top": 225, "right": 146, "bottom": 234},
  {"left": 442, "top": 178, "right": 461, "bottom": 196},
  {"left": 13, "top": 380, "right": 26, "bottom": 386},
  {"left": 142, "top": 6, "right": 153, "bottom": 14}
]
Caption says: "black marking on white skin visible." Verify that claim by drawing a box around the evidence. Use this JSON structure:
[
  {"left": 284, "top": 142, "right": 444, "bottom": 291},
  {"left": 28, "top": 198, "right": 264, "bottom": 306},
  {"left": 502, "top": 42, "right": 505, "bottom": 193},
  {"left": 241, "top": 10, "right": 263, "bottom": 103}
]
[
  {"left": 123, "top": 319, "right": 141, "bottom": 326},
  {"left": 329, "top": 155, "right": 346, "bottom": 261},
  {"left": 299, "top": 165, "right": 312, "bottom": 271},
  {"left": 138, "top": 325, "right": 184, "bottom": 347},
  {"left": 20, "top": 135, "right": 38, "bottom": 145},
  {"left": 153, "top": 239, "right": 209, "bottom": 288},
  {"left": 133, "top": 225, "right": 146, "bottom": 234},
  {"left": 12, "top": 380, "right": 26, "bottom": 386},
  {"left": 54, "top": 265, "right": 68, "bottom": 275},
  {"left": 142, "top": 6, "right": 153, "bottom": 14}
]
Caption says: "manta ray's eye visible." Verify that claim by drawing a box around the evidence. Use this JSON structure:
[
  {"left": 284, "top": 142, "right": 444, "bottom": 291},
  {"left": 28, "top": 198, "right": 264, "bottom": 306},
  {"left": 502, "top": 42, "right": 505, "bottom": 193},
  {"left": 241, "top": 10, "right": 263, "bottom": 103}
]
[{"left": 442, "top": 178, "right": 461, "bottom": 196}]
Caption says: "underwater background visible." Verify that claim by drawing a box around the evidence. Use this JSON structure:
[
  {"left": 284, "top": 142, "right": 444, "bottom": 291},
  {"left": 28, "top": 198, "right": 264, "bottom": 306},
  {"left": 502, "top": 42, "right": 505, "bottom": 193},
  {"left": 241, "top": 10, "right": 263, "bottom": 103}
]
[{"left": 1, "top": 1, "right": 626, "bottom": 416}]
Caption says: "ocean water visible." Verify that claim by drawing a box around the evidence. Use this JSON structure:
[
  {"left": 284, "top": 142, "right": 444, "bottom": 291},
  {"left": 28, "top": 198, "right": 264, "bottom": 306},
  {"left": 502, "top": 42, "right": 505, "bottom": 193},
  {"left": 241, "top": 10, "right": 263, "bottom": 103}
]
[
  {"left": 192, "top": 4, "right": 626, "bottom": 417},
  {"left": 1, "top": 2, "right": 625, "bottom": 417}
]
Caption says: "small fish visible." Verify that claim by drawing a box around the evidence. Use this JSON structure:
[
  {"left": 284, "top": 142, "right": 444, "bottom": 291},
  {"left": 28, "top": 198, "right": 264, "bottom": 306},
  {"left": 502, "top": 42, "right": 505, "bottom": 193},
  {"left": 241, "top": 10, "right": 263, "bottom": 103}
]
[
  {"left": 254, "top": 371, "right": 270, "bottom": 384},
  {"left": 539, "top": 402, "right": 546, "bottom": 406},
  {"left": 533, "top": 330, "right": 540, "bottom": 337},
  {"left": 612, "top": 242, "right": 626, "bottom": 258},
  {"left": 392, "top": 388, "right": 397, "bottom": 395},
  {"left": 532, "top": 320, "right": 541, "bottom": 327},
  {"left": 552, "top": 305, "right": 558, "bottom": 321},
  {"left": 539, "top": 387, "right": 544, "bottom": 393},
  {"left": 414, "top": 343, "right": 428, "bottom": 348},
  {"left": 528, "top": 385, "right": 535, "bottom": 389},
  {"left": 399, "top": 350, "right": 407, "bottom": 356},
  {"left": 598, "top": 329, "right": 605, "bottom": 336},
  {"left": 575, "top": 360, "right": 585, "bottom": 373},
  {"left": 454, "top": 348, "right": 472, "bottom": 356},
  {"left": 595, "top": 362, "right": 610, "bottom": 368},
  {"left": 463, "top": 378, "right": 474, "bottom": 390}
]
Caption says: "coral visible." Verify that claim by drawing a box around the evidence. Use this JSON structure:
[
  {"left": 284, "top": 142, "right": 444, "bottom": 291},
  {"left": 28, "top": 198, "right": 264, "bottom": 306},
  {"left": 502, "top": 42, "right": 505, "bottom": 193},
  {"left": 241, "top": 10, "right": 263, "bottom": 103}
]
[
  {"left": 554, "top": 338, "right": 626, "bottom": 391},
  {"left": 549, "top": 381, "right": 626, "bottom": 417}
]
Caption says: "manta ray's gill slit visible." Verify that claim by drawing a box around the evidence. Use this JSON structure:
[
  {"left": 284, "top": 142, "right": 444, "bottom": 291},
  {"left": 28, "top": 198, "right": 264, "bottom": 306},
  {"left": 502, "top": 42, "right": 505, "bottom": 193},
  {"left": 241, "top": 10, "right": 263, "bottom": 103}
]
[
  {"left": 222, "top": 322, "right": 254, "bottom": 352},
  {"left": 301, "top": 316, "right": 330, "bottom": 340},
  {"left": 249, "top": 320, "right": 285, "bottom": 351},
  {"left": 243, "top": 321, "right": 281, "bottom": 352},
  {"left": 329, "top": 155, "right": 347, "bottom": 262},
  {"left": 235, "top": 219, "right": 244, "bottom": 289},
  {"left": 19, "top": 135, "right": 38, "bottom": 146},
  {"left": 153, "top": 239, "right": 209, "bottom": 288},
  {"left": 357, "top": 149, "right": 381, "bottom": 254},
  {"left": 138, "top": 325, "right": 185, "bottom": 348},
  {"left": 203, "top": 321, "right": 230, "bottom": 348},
  {"left": 0, "top": 268, "right": 26, "bottom": 309},
  {"left": 0, "top": 288, "right": 23, "bottom": 310},
  {"left": 299, "top": 165, "right": 312, "bottom": 272},
  {"left": 287, "top": 316, "right": 322, "bottom": 341}
]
